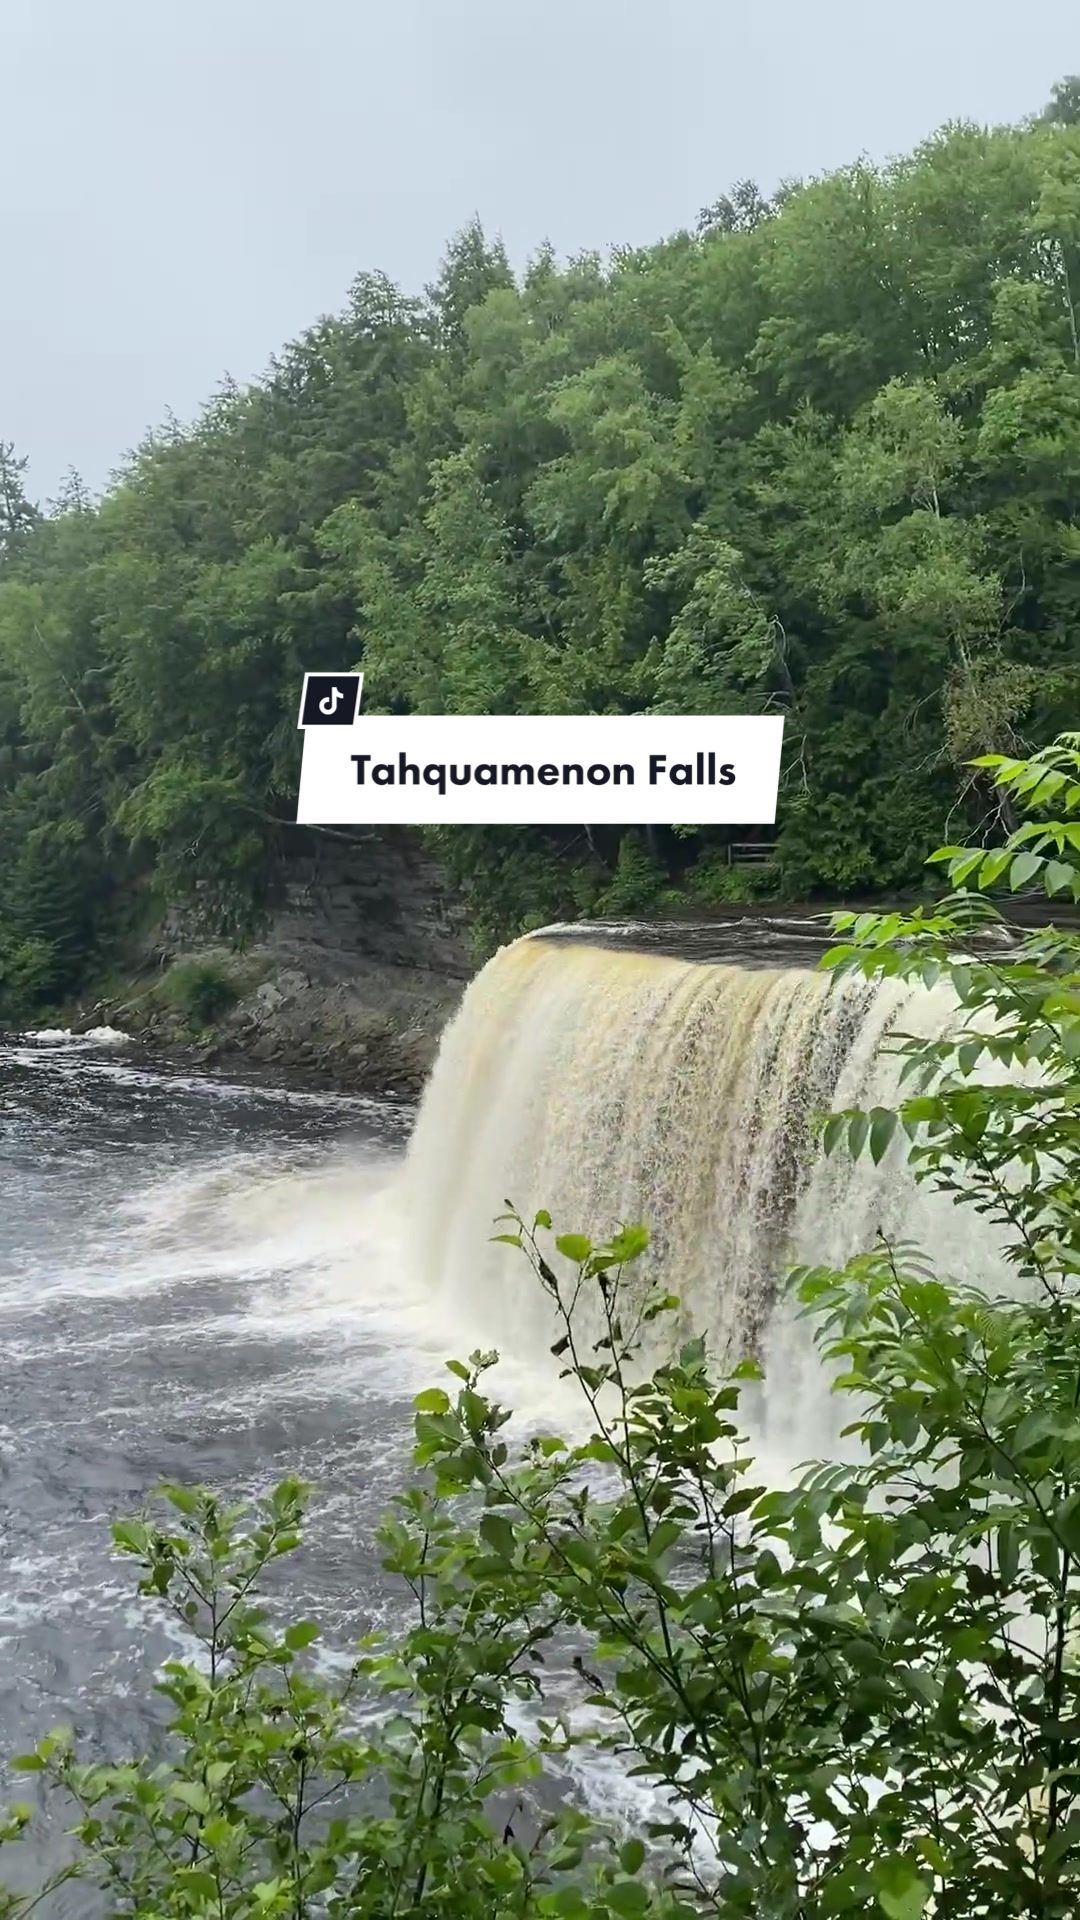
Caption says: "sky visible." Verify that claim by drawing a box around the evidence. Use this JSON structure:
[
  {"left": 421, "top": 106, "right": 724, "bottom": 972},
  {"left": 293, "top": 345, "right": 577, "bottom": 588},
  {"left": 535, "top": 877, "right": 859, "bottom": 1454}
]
[{"left": 5, "top": 0, "right": 1076, "bottom": 499}]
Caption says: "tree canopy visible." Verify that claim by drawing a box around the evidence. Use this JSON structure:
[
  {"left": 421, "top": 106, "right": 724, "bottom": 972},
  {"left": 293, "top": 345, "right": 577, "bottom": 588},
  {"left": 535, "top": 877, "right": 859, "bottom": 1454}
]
[{"left": 1, "top": 87, "right": 1079, "bottom": 1013}]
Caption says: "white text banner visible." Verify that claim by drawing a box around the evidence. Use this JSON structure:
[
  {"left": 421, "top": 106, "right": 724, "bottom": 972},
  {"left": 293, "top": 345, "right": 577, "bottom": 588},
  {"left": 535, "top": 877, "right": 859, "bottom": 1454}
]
[{"left": 296, "top": 714, "right": 784, "bottom": 826}]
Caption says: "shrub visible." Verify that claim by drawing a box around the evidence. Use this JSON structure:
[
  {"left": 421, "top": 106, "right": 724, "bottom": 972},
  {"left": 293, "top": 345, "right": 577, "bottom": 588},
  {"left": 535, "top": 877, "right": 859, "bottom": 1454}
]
[
  {"left": 682, "top": 851, "right": 780, "bottom": 906},
  {"left": 0, "top": 930, "right": 58, "bottom": 1027},
  {"left": 159, "top": 956, "right": 243, "bottom": 1030},
  {"left": 592, "top": 833, "right": 667, "bottom": 918}
]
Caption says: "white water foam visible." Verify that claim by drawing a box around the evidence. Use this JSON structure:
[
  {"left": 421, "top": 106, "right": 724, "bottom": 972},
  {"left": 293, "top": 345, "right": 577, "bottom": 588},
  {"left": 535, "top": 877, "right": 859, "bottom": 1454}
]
[{"left": 18, "top": 1025, "right": 131, "bottom": 1046}]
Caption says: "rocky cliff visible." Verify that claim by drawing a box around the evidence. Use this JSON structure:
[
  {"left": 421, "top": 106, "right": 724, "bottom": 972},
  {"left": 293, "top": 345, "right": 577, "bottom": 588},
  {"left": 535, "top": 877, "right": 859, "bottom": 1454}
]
[{"left": 89, "top": 830, "right": 474, "bottom": 1095}]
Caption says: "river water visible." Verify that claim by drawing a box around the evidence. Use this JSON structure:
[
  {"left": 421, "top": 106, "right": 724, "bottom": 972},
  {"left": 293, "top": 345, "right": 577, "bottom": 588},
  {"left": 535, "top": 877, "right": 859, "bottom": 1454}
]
[
  {"left": 0, "top": 1026, "right": 655, "bottom": 1903},
  {"left": 0, "top": 1032, "right": 475, "bottom": 1883}
]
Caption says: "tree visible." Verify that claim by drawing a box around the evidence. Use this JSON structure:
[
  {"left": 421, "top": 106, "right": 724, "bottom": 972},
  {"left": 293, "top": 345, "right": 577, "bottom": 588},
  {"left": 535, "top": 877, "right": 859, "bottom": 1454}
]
[
  {"left": 1041, "top": 76, "right": 1080, "bottom": 127},
  {"left": 47, "top": 469, "right": 93, "bottom": 517},
  {"left": 0, "top": 442, "right": 37, "bottom": 562},
  {"left": 696, "top": 178, "right": 774, "bottom": 237},
  {"left": 427, "top": 218, "right": 516, "bottom": 346}
]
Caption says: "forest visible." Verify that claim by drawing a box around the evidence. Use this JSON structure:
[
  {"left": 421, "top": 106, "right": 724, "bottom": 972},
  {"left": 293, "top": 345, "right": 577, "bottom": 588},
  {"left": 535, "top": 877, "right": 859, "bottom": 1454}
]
[{"left": 0, "top": 79, "right": 1078, "bottom": 1021}]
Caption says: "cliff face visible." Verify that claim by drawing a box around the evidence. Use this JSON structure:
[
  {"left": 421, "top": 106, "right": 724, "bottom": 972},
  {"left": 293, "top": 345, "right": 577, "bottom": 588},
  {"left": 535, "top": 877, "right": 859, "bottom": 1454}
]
[
  {"left": 100, "top": 831, "right": 475, "bottom": 1095},
  {"left": 254, "top": 829, "right": 472, "bottom": 986}
]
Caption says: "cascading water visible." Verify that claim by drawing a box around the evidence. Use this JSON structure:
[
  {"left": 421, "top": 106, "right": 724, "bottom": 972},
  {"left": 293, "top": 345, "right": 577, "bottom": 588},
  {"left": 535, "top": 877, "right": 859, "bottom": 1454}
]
[{"left": 403, "top": 933, "right": 1013, "bottom": 1462}]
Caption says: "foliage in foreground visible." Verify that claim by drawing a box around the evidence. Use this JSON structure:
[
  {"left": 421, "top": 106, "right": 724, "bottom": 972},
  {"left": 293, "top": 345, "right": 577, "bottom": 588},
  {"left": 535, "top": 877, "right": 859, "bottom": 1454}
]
[{"left": 4, "top": 736, "right": 1080, "bottom": 1915}]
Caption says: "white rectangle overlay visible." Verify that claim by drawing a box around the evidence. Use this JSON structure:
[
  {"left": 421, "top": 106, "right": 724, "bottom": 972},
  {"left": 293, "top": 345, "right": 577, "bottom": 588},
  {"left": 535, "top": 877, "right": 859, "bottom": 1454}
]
[{"left": 297, "top": 714, "right": 783, "bottom": 826}]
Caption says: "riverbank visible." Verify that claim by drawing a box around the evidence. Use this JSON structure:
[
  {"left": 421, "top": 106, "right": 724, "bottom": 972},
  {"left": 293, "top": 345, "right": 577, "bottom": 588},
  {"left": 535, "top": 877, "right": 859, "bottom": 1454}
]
[
  {"left": 66, "top": 942, "right": 467, "bottom": 1098},
  {"left": 58, "top": 830, "right": 473, "bottom": 1096}
]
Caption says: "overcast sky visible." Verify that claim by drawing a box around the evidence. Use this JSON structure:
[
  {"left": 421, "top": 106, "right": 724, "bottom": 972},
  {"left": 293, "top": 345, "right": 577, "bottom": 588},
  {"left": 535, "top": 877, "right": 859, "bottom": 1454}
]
[{"left": 5, "top": 0, "right": 1076, "bottom": 498}]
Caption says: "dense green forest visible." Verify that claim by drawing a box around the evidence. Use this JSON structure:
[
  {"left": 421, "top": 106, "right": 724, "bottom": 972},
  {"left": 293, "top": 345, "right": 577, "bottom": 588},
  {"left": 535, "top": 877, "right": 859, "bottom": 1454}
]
[{"left": 1, "top": 80, "right": 1079, "bottom": 1020}]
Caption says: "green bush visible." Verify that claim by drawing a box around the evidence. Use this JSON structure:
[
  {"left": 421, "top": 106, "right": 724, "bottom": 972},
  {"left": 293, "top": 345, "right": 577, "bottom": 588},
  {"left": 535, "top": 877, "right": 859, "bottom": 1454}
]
[
  {"left": 591, "top": 833, "right": 667, "bottom": 918},
  {"left": 0, "top": 930, "right": 58, "bottom": 1027},
  {"left": 158, "top": 956, "right": 243, "bottom": 1030},
  {"left": 5, "top": 737, "right": 1080, "bottom": 1917},
  {"left": 682, "top": 851, "right": 782, "bottom": 906}
]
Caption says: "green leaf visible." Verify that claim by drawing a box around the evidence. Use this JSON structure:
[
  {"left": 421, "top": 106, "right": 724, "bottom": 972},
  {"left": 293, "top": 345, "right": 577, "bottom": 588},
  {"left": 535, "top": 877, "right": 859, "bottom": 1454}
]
[
  {"left": 539, "top": 1891, "right": 589, "bottom": 1917},
  {"left": 949, "top": 849, "right": 985, "bottom": 887},
  {"left": 869, "top": 1106, "right": 898, "bottom": 1165},
  {"left": 619, "top": 1837, "right": 646, "bottom": 1874},
  {"left": 159, "top": 1484, "right": 200, "bottom": 1516},
  {"left": 1054, "top": 1491, "right": 1080, "bottom": 1554},
  {"left": 555, "top": 1233, "right": 593, "bottom": 1263},
  {"left": 413, "top": 1388, "right": 451, "bottom": 1414},
  {"left": 479, "top": 1512, "right": 516, "bottom": 1559},
  {"left": 608, "top": 1223, "right": 649, "bottom": 1263},
  {"left": 548, "top": 1843, "right": 584, "bottom": 1872},
  {"left": 180, "top": 1870, "right": 220, "bottom": 1899},
  {"left": 171, "top": 1782, "right": 210, "bottom": 1816},
  {"left": 284, "top": 1620, "right": 320, "bottom": 1651},
  {"left": 732, "top": 1355, "right": 764, "bottom": 1381},
  {"left": 1044, "top": 859, "right": 1076, "bottom": 896},
  {"left": 111, "top": 1520, "right": 150, "bottom": 1555},
  {"left": 1061, "top": 1021, "right": 1080, "bottom": 1061},
  {"left": 606, "top": 1881, "right": 649, "bottom": 1915},
  {"left": 1009, "top": 850, "right": 1042, "bottom": 891},
  {"left": 978, "top": 848, "right": 1012, "bottom": 888},
  {"left": 873, "top": 1858, "right": 930, "bottom": 1920}
]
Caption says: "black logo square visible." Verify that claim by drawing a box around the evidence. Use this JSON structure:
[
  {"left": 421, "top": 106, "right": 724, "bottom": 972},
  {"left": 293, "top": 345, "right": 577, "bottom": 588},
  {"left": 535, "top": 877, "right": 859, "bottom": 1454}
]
[{"left": 299, "top": 673, "right": 362, "bottom": 727}]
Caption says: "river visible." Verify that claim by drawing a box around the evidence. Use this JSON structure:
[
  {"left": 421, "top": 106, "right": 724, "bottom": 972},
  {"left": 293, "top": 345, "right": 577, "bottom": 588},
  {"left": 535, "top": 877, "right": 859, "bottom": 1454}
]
[{"left": 0, "top": 1032, "right": 472, "bottom": 1883}]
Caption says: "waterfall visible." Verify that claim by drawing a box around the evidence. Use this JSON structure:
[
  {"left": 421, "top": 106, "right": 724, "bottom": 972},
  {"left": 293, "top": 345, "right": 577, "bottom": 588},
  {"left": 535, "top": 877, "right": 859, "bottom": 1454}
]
[{"left": 402, "top": 934, "right": 1010, "bottom": 1459}]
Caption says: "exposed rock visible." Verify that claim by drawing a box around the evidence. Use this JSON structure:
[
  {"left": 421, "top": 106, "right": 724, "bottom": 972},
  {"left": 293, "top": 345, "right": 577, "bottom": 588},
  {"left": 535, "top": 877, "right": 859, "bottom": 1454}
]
[
  {"left": 85, "top": 829, "right": 475, "bottom": 1096},
  {"left": 249, "top": 980, "right": 287, "bottom": 1016}
]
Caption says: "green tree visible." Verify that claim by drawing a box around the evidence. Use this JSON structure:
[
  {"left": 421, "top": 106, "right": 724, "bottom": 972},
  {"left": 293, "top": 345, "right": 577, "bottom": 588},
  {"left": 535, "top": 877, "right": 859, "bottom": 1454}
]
[
  {"left": 0, "top": 442, "right": 38, "bottom": 560},
  {"left": 4, "top": 94, "right": 1080, "bottom": 1003}
]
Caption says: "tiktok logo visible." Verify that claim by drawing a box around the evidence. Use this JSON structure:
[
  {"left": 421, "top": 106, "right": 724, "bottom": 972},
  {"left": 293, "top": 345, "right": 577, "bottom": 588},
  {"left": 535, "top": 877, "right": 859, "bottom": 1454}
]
[{"left": 298, "top": 672, "right": 364, "bottom": 728}]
